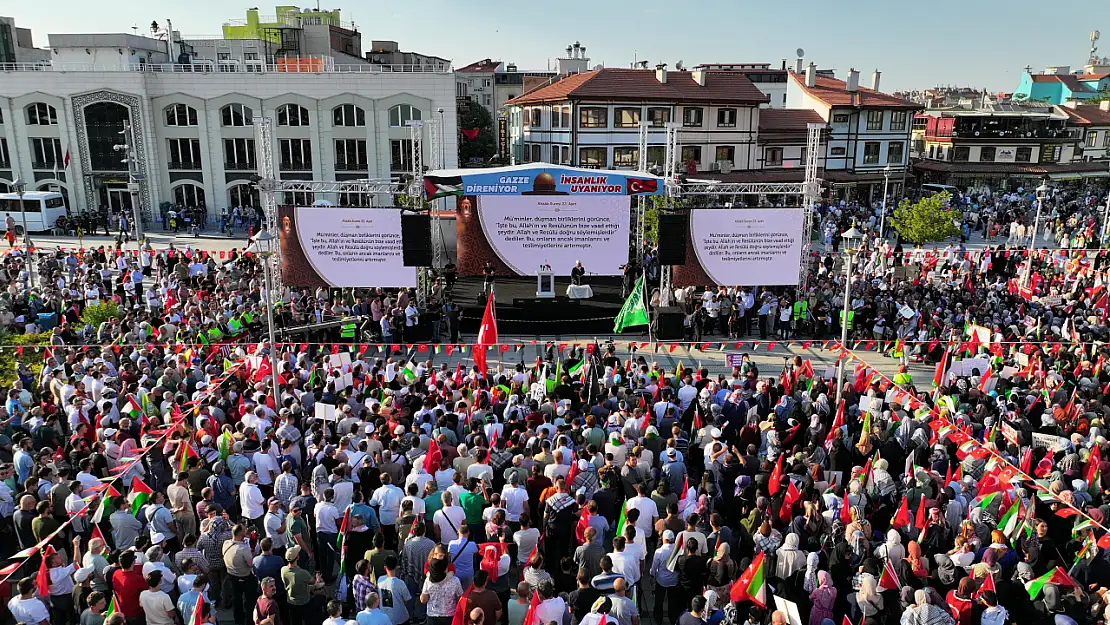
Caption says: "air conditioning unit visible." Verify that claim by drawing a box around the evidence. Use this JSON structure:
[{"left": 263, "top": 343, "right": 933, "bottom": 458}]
[
  {"left": 710, "top": 161, "right": 721, "bottom": 171},
  {"left": 719, "top": 160, "right": 733, "bottom": 173}
]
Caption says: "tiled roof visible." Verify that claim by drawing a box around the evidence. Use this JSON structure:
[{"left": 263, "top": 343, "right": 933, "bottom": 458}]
[
  {"left": 1030, "top": 74, "right": 1094, "bottom": 92},
  {"left": 788, "top": 71, "right": 920, "bottom": 109},
  {"left": 1061, "top": 104, "right": 1110, "bottom": 126},
  {"left": 1078, "top": 73, "right": 1110, "bottom": 80},
  {"left": 505, "top": 68, "right": 769, "bottom": 105},
  {"left": 457, "top": 59, "right": 500, "bottom": 73},
  {"left": 758, "top": 108, "right": 827, "bottom": 132}
]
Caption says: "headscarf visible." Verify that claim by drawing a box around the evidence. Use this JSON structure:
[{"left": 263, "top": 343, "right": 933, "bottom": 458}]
[
  {"left": 803, "top": 551, "right": 821, "bottom": 593},
  {"left": 775, "top": 533, "right": 807, "bottom": 579},
  {"left": 906, "top": 541, "right": 928, "bottom": 577},
  {"left": 878, "top": 529, "right": 905, "bottom": 563},
  {"left": 933, "top": 554, "right": 957, "bottom": 585}
]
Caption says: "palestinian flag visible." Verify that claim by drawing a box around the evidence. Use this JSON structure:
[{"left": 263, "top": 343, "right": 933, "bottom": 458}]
[
  {"left": 337, "top": 508, "right": 351, "bottom": 550},
  {"left": 878, "top": 559, "right": 901, "bottom": 590},
  {"left": 218, "top": 431, "right": 234, "bottom": 460},
  {"left": 124, "top": 394, "right": 144, "bottom": 420},
  {"left": 424, "top": 175, "right": 464, "bottom": 199},
  {"left": 1026, "top": 566, "right": 1077, "bottom": 599},
  {"left": 401, "top": 359, "right": 418, "bottom": 382},
  {"left": 191, "top": 594, "right": 204, "bottom": 625},
  {"left": 729, "top": 551, "right": 767, "bottom": 608},
  {"left": 92, "top": 485, "right": 122, "bottom": 524},
  {"left": 130, "top": 476, "right": 154, "bottom": 517},
  {"left": 105, "top": 595, "right": 119, "bottom": 619},
  {"left": 177, "top": 441, "right": 198, "bottom": 473},
  {"left": 615, "top": 503, "right": 628, "bottom": 537},
  {"left": 932, "top": 349, "right": 951, "bottom": 387},
  {"left": 999, "top": 497, "right": 1022, "bottom": 538}
]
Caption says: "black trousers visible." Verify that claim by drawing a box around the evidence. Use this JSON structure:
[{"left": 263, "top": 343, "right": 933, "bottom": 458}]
[{"left": 229, "top": 574, "right": 257, "bottom": 625}]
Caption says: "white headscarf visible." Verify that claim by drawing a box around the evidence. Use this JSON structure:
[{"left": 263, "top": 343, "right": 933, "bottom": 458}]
[
  {"left": 802, "top": 551, "right": 821, "bottom": 593},
  {"left": 774, "top": 533, "right": 807, "bottom": 579}
]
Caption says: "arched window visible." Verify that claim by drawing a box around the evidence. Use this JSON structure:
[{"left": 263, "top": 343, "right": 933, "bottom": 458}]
[
  {"left": 165, "top": 103, "right": 198, "bottom": 126},
  {"left": 221, "top": 103, "right": 253, "bottom": 127},
  {"left": 333, "top": 104, "right": 365, "bottom": 127},
  {"left": 388, "top": 104, "right": 421, "bottom": 128},
  {"left": 173, "top": 184, "right": 206, "bottom": 207},
  {"left": 26, "top": 103, "right": 58, "bottom": 126},
  {"left": 228, "top": 183, "right": 259, "bottom": 208},
  {"left": 277, "top": 104, "right": 310, "bottom": 127}
]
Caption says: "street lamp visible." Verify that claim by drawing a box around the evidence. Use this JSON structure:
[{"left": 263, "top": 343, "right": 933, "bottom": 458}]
[
  {"left": 880, "top": 165, "right": 895, "bottom": 240},
  {"left": 1023, "top": 179, "right": 1051, "bottom": 286},
  {"left": 836, "top": 226, "right": 865, "bottom": 397},
  {"left": 255, "top": 230, "right": 281, "bottom": 411},
  {"left": 12, "top": 178, "right": 34, "bottom": 288}
]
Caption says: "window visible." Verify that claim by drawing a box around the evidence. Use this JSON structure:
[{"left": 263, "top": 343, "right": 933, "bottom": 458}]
[
  {"left": 165, "top": 104, "right": 198, "bottom": 126},
  {"left": 979, "top": 146, "right": 996, "bottom": 162},
  {"left": 334, "top": 139, "right": 368, "bottom": 170},
  {"left": 228, "top": 183, "right": 259, "bottom": 208},
  {"left": 279, "top": 139, "right": 312, "bottom": 170},
  {"left": 717, "top": 108, "right": 737, "bottom": 128},
  {"left": 221, "top": 103, "right": 253, "bottom": 127},
  {"left": 0, "top": 108, "right": 4, "bottom": 124},
  {"left": 1015, "top": 147, "right": 1032, "bottom": 162},
  {"left": 333, "top": 104, "right": 365, "bottom": 127},
  {"left": 224, "top": 138, "right": 256, "bottom": 169},
  {"left": 648, "top": 108, "right": 670, "bottom": 128},
  {"left": 26, "top": 103, "right": 57, "bottom": 126},
  {"left": 832, "top": 114, "right": 850, "bottom": 124},
  {"left": 613, "top": 147, "right": 638, "bottom": 167},
  {"left": 1088, "top": 132, "right": 1099, "bottom": 148},
  {"left": 390, "top": 139, "right": 414, "bottom": 171},
  {"left": 579, "top": 107, "right": 607, "bottom": 128},
  {"left": 244, "top": 52, "right": 259, "bottom": 61},
  {"left": 0, "top": 138, "right": 9, "bottom": 167},
  {"left": 338, "top": 191, "right": 372, "bottom": 207},
  {"left": 890, "top": 111, "right": 908, "bottom": 132},
  {"left": 172, "top": 184, "right": 205, "bottom": 207},
  {"left": 30, "top": 138, "right": 62, "bottom": 169},
  {"left": 560, "top": 146, "right": 570, "bottom": 164},
  {"left": 953, "top": 146, "right": 970, "bottom": 162},
  {"left": 529, "top": 144, "right": 542, "bottom": 162},
  {"left": 277, "top": 104, "right": 310, "bottom": 127},
  {"left": 167, "top": 138, "right": 202, "bottom": 169},
  {"left": 764, "top": 147, "right": 783, "bottom": 166},
  {"left": 682, "top": 107, "right": 703, "bottom": 128},
  {"left": 579, "top": 147, "right": 606, "bottom": 168},
  {"left": 84, "top": 102, "right": 128, "bottom": 172},
  {"left": 716, "top": 146, "right": 736, "bottom": 163},
  {"left": 284, "top": 188, "right": 312, "bottom": 206},
  {"left": 217, "top": 52, "right": 230, "bottom": 61},
  {"left": 615, "top": 108, "right": 641, "bottom": 128},
  {"left": 680, "top": 146, "right": 702, "bottom": 165},
  {"left": 483, "top": 95, "right": 492, "bottom": 107},
  {"left": 551, "top": 109, "right": 561, "bottom": 129},
  {"left": 1105, "top": 133, "right": 1110, "bottom": 148},
  {"left": 830, "top": 146, "right": 847, "bottom": 156},
  {"left": 866, "top": 111, "right": 884, "bottom": 131},
  {"left": 863, "top": 142, "right": 881, "bottom": 164},
  {"left": 646, "top": 146, "right": 666, "bottom": 167},
  {"left": 529, "top": 108, "right": 542, "bottom": 127},
  {"left": 561, "top": 107, "right": 571, "bottom": 128},
  {"left": 1041, "top": 144, "right": 1062, "bottom": 163},
  {"left": 388, "top": 104, "right": 421, "bottom": 127},
  {"left": 887, "top": 141, "right": 904, "bottom": 164}
]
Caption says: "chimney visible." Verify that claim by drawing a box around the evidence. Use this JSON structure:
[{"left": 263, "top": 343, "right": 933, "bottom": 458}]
[
  {"left": 656, "top": 63, "right": 667, "bottom": 84},
  {"left": 805, "top": 62, "right": 816, "bottom": 88},
  {"left": 871, "top": 69, "right": 881, "bottom": 91},
  {"left": 1102, "top": 100, "right": 1110, "bottom": 112},
  {"left": 692, "top": 68, "right": 706, "bottom": 86},
  {"left": 794, "top": 57, "right": 804, "bottom": 74},
  {"left": 846, "top": 68, "right": 859, "bottom": 92}
]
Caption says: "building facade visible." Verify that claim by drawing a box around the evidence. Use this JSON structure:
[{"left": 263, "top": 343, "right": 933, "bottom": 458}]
[
  {"left": 456, "top": 58, "right": 556, "bottom": 157},
  {"left": 1014, "top": 65, "right": 1110, "bottom": 104},
  {"left": 786, "top": 65, "right": 920, "bottom": 200},
  {"left": 693, "top": 63, "right": 789, "bottom": 108},
  {"left": 0, "top": 16, "right": 49, "bottom": 64},
  {"left": 0, "top": 39, "right": 456, "bottom": 221},
  {"left": 1062, "top": 101, "right": 1110, "bottom": 163}
]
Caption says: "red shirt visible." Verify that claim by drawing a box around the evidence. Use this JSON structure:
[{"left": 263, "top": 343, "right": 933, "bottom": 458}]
[{"left": 111, "top": 567, "right": 146, "bottom": 617}]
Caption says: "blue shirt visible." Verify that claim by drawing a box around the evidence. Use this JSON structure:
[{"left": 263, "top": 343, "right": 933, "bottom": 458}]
[
  {"left": 375, "top": 576, "right": 411, "bottom": 625},
  {"left": 253, "top": 553, "right": 284, "bottom": 590},
  {"left": 149, "top": 504, "right": 177, "bottom": 539},
  {"left": 177, "top": 590, "right": 201, "bottom": 619},
  {"left": 6, "top": 398, "right": 23, "bottom": 427},
  {"left": 356, "top": 608, "right": 393, "bottom": 625},
  {"left": 447, "top": 538, "right": 479, "bottom": 577},
  {"left": 350, "top": 503, "right": 379, "bottom": 532},
  {"left": 13, "top": 450, "right": 33, "bottom": 483}
]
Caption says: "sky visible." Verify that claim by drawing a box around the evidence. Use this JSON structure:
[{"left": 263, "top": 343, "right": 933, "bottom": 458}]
[{"left": 13, "top": 0, "right": 1110, "bottom": 93}]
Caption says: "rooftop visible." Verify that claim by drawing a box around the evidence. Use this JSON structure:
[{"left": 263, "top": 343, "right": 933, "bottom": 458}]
[
  {"left": 0, "top": 61, "right": 450, "bottom": 74},
  {"left": 1078, "top": 73, "right": 1110, "bottom": 80},
  {"left": 788, "top": 71, "right": 920, "bottom": 109},
  {"left": 457, "top": 58, "right": 500, "bottom": 73},
  {"left": 1029, "top": 74, "right": 1094, "bottom": 92},
  {"left": 758, "top": 108, "right": 826, "bottom": 132},
  {"left": 1061, "top": 104, "right": 1110, "bottom": 126},
  {"left": 506, "top": 68, "right": 769, "bottom": 105}
]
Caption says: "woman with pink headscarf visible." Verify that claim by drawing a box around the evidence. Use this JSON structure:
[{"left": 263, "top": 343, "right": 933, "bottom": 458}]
[{"left": 807, "top": 571, "right": 836, "bottom": 625}]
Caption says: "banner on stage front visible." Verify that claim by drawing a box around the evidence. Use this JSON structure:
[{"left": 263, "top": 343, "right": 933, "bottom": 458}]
[
  {"left": 277, "top": 206, "right": 417, "bottom": 288},
  {"left": 673, "top": 208, "right": 805, "bottom": 286}
]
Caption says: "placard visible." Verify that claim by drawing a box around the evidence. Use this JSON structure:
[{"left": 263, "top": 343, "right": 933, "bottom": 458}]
[
  {"left": 1032, "top": 432, "right": 1065, "bottom": 451},
  {"left": 315, "top": 402, "right": 335, "bottom": 421},
  {"left": 1002, "top": 422, "right": 1020, "bottom": 446},
  {"left": 772, "top": 597, "right": 803, "bottom": 625},
  {"left": 726, "top": 353, "right": 745, "bottom": 368},
  {"left": 328, "top": 353, "right": 352, "bottom": 370}
]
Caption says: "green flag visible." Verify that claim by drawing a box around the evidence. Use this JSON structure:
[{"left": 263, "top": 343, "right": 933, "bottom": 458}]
[
  {"left": 613, "top": 275, "right": 649, "bottom": 333},
  {"left": 615, "top": 502, "right": 628, "bottom": 537}
]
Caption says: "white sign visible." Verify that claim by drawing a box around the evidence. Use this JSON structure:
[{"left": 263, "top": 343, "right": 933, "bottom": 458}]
[
  {"left": 689, "top": 209, "right": 805, "bottom": 286},
  {"left": 476, "top": 195, "right": 630, "bottom": 276},
  {"left": 995, "top": 147, "right": 1017, "bottom": 163},
  {"left": 287, "top": 207, "right": 417, "bottom": 288},
  {"left": 315, "top": 402, "right": 335, "bottom": 421},
  {"left": 1032, "top": 432, "right": 1066, "bottom": 451}
]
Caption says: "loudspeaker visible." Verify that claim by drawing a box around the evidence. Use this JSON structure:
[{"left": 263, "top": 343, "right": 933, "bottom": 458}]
[
  {"left": 657, "top": 214, "right": 688, "bottom": 265},
  {"left": 401, "top": 214, "right": 432, "bottom": 267},
  {"left": 656, "top": 306, "right": 686, "bottom": 340}
]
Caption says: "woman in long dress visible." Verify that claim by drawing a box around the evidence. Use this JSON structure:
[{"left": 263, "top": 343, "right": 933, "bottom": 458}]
[{"left": 808, "top": 571, "right": 837, "bottom": 625}]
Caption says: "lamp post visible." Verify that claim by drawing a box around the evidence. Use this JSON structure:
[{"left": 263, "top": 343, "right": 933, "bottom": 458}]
[
  {"left": 255, "top": 230, "right": 281, "bottom": 411},
  {"left": 1023, "top": 179, "right": 1051, "bottom": 286},
  {"left": 113, "top": 120, "right": 144, "bottom": 250},
  {"left": 12, "top": 178, "right": 34, "bottom": 288},
  {"left": 836, "top": 226, "right": 865, "bottom": 396},
  {"left": 880, "top": 164, "right": 894, "bottom": 240}
]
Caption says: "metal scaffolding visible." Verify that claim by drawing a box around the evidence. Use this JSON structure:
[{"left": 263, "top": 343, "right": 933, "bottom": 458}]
[{"left": 635, "top": 122, "right": 650, "bottom": 263}]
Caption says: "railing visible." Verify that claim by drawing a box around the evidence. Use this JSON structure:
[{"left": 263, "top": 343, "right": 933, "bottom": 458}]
[
  {"left": 279, "top": 160, "right": 312, "bottom": 171},
  {"left": 225, "top": 161, "right": 257, "bottom": 171},
  {"left": 0, "top": 62, "right": 451, "bottom": 74},
  {"left": 168, "top": 161, "right": 202, "bottom": 170},
  {"left": 31, "top": 161, "right": 59, "bottom": 170},
  {"left": 334, "top": 162, "right": 368, "bottom": 171}
]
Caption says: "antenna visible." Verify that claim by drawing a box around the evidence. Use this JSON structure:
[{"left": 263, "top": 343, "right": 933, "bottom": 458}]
[
  {"left": 1091, "top": 30, "right": 1101, "bottom": 62},
  {"left": 796, "top": 48, "right": 805, "bottom": 58}
]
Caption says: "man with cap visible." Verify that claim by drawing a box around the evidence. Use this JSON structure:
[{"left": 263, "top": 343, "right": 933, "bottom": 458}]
[
  {"left": 263, "top": 497, "right": 289, "bottom": 560},
  {"left": 282, "top": 545, "right": 326, "bottom": 625},
  {"left": 648, "top": 530, "right": 680, "bottom": 624}
]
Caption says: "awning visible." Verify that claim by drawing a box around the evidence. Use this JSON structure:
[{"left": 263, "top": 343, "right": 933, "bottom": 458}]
[{"left": 1049, "top": 170, "right": 1109, "bottom": 180}]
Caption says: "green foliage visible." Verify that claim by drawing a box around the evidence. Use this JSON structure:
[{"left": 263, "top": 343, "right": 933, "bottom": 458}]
[
  {"left": 1089, "top": 89, "right": 1110, "bottom": 104},
  {"left": 0, "top": 331, "right": 50, "bottom": 391},
  {"left": 643, "top": 197, "right": 661, "bottom": 246},
  {"left": 80, "top": 302, "right": 122, "bottom": 327},
  {"left": 457, "top": 104, "right": 496, "bottom": 164},
  {"left": 891, "top": 192, "right": 960, "bottom": 244}
]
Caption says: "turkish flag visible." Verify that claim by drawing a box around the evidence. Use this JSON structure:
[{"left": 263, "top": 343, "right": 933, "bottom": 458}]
[
  {"left": 627, "top": 178, "right": 658, "bottom": 195},
  {"left": 461, "top": 128, "right": 480, "bottom": 141},
  {"left": 892, "top": 495, "right": 911, "bottom": 530}
]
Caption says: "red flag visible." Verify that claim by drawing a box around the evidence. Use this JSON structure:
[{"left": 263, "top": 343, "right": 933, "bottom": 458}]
[
  {"left": 1055, "top": 507, "right": 1080, "bottom": 519},
  {"left": 566, "top": 457, "right": 579, "bottom": 487},
  {"left": 1020, "top": 447, "right": 1033, "bottom": 475},
  {"left": 779, "top": 481, "right": 801, "bottom": 524},
  {"left": 1086, "top": 445, "right": 1102, "bottom": 486},
  {"left": 914, "top": 494, "right": 927, "bottom": 530},
  {"left": 522, "top": 584, "right": 541, "bottom": 625},
  {"left": 839, "top": 492, "right": 852, "bottom": 524},
  {"left": 892, "top": 495, "right": 911, "bottom": 530},
  {"left": 450, "top": 586, "right": 475, "bottom": 625},
  {"left": 768, "top": 454, "right": 783, "bottom": 496},
  {"left": 36, "top": 545, "right": 56, "bottom": 597},
  {"left": 423, "top": 439, "right": 442, "bottom": 475},
  {"left": 575, "top": 508, "right": 592, "bottom": 545},
  {"left": 977, "top": 571, "right": 996, "bottom": 598},
  {"left": 729, "top": 551, "right": 766, "bottom": 606},
  {"left": 453, "top": 362, "right": 464, "bottom": 388},
  {"left": 473, "top": 294, "right": 498, "bottom": 376},
  {"left": 191, "top": 594, "right": 204, "bottom": 625},
  {"left": 825, "top": 399, "right": 845, "bottom": 449},
  {"left": 944, "top": 461, "right": 954, "bottom": 488},
  {"left": 91, "top": 524, "right": 106, "bottom": 545},
  {"left": 878, "top": 559, "right": 901, "bottom": 590}
]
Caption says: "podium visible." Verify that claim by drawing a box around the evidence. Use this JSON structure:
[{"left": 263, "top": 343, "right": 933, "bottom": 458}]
[{"left": 536, "top": 266, "right": 555, "bottom": 298}]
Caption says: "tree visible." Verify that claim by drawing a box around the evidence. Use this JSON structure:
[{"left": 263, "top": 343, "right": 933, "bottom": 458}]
[
  {"left": 457, "top": 104, "right": 496, "bottom": 165},
  {"left": 891, "top": 192, "right": 960, "bottom": 244}
]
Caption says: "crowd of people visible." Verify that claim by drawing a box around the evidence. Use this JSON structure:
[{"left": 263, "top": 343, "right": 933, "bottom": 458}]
[{"left": 4, "top": 182, "right": 1110, "bottom": 625}]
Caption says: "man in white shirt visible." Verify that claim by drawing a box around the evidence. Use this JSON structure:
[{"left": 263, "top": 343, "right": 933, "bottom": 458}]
[
  {"left": 607, "top": 536, "right": 642, "bottom": 586},
  {"left": 432, "top": 491, "right": 467, "bottom": 544},
  {"left": 239, "top": 471, "right": 265, "bottom": 530},
  {"left": 314, "top": 488, "right": 342, "bottom": 583},
  {"left": 369, "top": 473, "right": 404, "bottom": 548},
  {"left": 138, "top": 570, "right": 177, "bottom": 625},
  {"left": 499, "top": 473, "right": 528, "bottom": 525},
  {"left": 625, "top": 484, "right": 659, "bottom": 536},
  {"left": 263, "top": 497, "right": 289, "bottom": 552},
  {"left": 7, "top": 577, "right": 49, "bottom": 625}
]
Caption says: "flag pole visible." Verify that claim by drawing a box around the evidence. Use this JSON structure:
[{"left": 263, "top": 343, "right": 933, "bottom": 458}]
[{"left": 645, "top": 268, "right": 654, "bottom": 371}]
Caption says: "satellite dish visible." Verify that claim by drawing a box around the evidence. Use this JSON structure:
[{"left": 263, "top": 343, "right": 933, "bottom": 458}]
[
  {"left": 796, "top": 48, "right": 805, "bottom": 58},
  {"left": 675, "top": 60, "right": 684, "bottom": 70}
]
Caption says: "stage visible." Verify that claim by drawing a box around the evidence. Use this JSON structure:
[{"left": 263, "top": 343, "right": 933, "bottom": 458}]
[{"left": 452, "top": 276, "right": 627, "bottom": 335}]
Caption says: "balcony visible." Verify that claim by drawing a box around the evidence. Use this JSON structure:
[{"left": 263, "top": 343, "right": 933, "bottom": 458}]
[
  {"left": 335, "top": 162, "right": 368, "bottom": 171},
  {"left": 280, "top": 160, "right": 312, "bottom": 171},
  {"left": 225, "top": 161, "right": 257, "bottom": 171},
  {"left": 31, "top": 161, "right": 58, "bottom": 170},
  {"left": 168, "top": 161, "right": 202, "bottom": 170}
]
